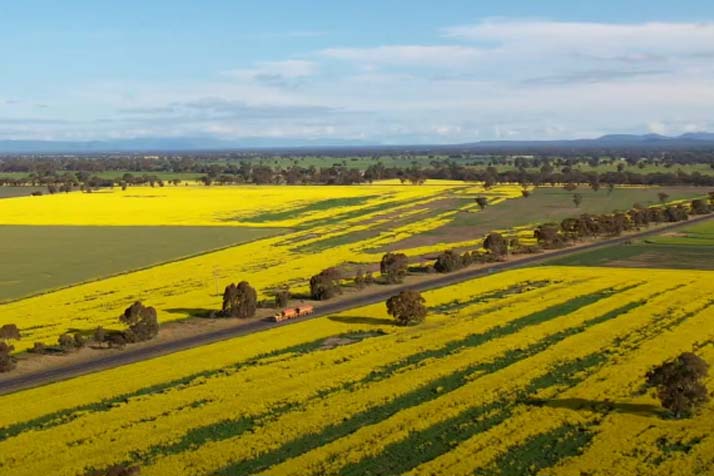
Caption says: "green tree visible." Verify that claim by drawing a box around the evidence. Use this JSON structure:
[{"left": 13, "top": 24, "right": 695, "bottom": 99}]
[
  {"left": 475, "top": 197, "right": 489, "bottom": 210},
  {"left": 0, "top": 324, "right": 20, "bottom": 341},
  {"left": 0, "top": 342, "right": 15, "bottom": 372},
  {"left": 483, "top": 232, "right": 508, "bottom": 256},
  {"left": 386, "top": 290, "right": 427, "bottom": 326},
  {"left": 690, "top": 199, "right": 710, "bottom": 215},
  {"left": 434, "top": 250, "right": 463, "bottom": 273},
  {"left": 221, "top": 282, "right": 258, "bottom": 318},
  {"left": 380, "top": 252, "right": 409, "bottom": 284},
  {"left": 646, "top": 352, "right": 710, "bottom": 418},
  {"left": 309, "top": 268, "right": 342, "bottom": 300},
  {"left": 573, "top": 193, "right": 583, "bottom": 208},
  {"left": 121, "top": 301, "right": 160, "bottom": 341}
]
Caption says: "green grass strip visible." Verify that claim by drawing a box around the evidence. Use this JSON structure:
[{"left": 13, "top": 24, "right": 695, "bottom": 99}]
[
  {"left": 334, "top": 354, "right": 606, "bottom": 476},
  {"left": 235, "top": 195, "right": 380, "bottom": 223},
  {"left": 475, "top": 424, "right": 594, "bottom": 476},
  {"left": 367, "top": 285, "right": 632, "bottom": 383},
  {"left": 430, "top": 280, "right": 554, "bottom": 314}
]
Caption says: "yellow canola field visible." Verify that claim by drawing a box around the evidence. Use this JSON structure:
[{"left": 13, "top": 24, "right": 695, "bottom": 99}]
[
  {"left": 0, "top": 181, "right": 474, "bottom": 227},
  {"left": 0, "top": 182, "right": 525, "bottom": 351},
  {"left": 0, "top": 266, "right": 712, "bottom": 476}
]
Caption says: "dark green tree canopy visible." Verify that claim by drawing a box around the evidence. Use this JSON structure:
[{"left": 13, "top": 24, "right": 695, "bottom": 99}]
[
  {"left": 646, "top": 352, "right": 710, "bottom": 418},
  {"left": 380, "top": 252, "right": 409, "bottom": 284},
  {"left": 309, "top": 268, "right": 342, "bottom": 300},
  {"left": 386, "top": 290, "right": 427, "bottom": 326},
  {"left": 483, "top": 232, "right": 508, "bottom": 256},
  {"left": 222, "top": 281, "right": 258, "bottom": 318}
]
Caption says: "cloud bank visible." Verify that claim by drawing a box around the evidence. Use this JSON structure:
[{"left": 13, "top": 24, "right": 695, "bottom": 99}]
[{"left": 3, "top": 19, "right": 714, "bottom": 143}]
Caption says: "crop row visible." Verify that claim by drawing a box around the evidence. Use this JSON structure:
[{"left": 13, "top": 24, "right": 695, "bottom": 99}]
[{"left": 0, "top": 267, "right": 712, "bottom": 475}]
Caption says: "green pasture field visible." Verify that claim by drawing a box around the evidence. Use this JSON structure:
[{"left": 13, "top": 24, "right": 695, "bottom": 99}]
[
  {"left": 647, "top": 219, "right": 714, "bottom": 246},
  {"left": 549, "top": 218, "right": 714, "bottom": 270},
  {"left": 441, "top": 185, "right": 706, "bottom": 238},
  {"left": 0, "top": 225, "right": 285, "bottom": 302},
  {"left": 0, "top": 186, "right": 48, "bottom": 198}
]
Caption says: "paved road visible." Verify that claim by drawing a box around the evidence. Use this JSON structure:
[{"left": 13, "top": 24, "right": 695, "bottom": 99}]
[{"left": 1, "top": 214, "right": 712, "bottom": 395}]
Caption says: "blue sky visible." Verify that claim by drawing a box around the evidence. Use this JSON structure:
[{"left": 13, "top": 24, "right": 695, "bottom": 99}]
[{"left": 2, "top": 1, "right": 714, "bottom": 143}]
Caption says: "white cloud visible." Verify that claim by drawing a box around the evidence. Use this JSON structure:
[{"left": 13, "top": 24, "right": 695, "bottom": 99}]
[
  {"left": 443, "top": 19, "right": 714, "bottom": 58},
  {"left": 224, "top": 60, "right": 318, "bottom": 82},
  {"left": 320, "top": 45, "right": 482, "bottom": 67},
  {"left": 8, "top": 19, "right": 714, "bottom": 143}
]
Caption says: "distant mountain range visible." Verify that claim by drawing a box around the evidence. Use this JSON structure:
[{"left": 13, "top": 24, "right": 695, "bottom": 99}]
[
  {"left": 457, "top": 132, "right": 714, "bottom": 151},
  {"left": 1, "top": 132, "right": 714, "bottom": 154}
]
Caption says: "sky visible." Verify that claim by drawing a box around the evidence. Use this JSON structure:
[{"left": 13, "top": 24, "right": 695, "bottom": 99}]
[{"left": 2, "top": 0, "right": 714, "bottom": 144}]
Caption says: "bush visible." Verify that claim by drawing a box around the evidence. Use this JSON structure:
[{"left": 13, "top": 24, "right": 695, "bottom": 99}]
[
  {"left": 94, "top": 326, "right": 106, "bottom": 344},
  {"left": 380, "top": 252, "right": 409, "bottom": 284},
  {"left": 433, "top": 250, "right": 463, "bottom": 273},
  {"left": 274, "top": 288, "right": 290, "bottom": 309},
  {"left": 534, "top": 223, "right": 566, "bottom": 249},
  {"left": 690, "top": 199, "right": 711, "bottom": 215},
  {"left": 353, "top": 270, "right": 366, "bottom": 289},
  {"left": 58, "top": 333, "right": 76, "bottom": 352},
  {"left": 386, "top": 290, "right": 428, "bottom": 326},
  {"left": 74, "top": 333, "right": 87, "bottom": 349},
  {"left": 475, "top": 197, "right": 489, "bottom": 209},
  {"left": 0, "top": 342, "right": 16, "bottom": 372},
  {"left": 88, "top": 463, "right": 141, "bottom": 476},
  {"left": 309, "top": 268, "right": 342, "bottom": 300},
  {"left": 646, "top": 352, "right": 710, "bottom": 418},
  {"left": 29, "top": 342, "right": 47, "bottom": 354}
]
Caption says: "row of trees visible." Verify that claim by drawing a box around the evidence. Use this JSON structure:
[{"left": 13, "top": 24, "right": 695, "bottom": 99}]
[
  {"left": 0, "top": 300, "right": 162, "bottom": 373},
  {"left": 5, "top": 160, "right": 714, "bottom": 189},
  {"left": 534, "top": 200, "right": 710, "bottom": 249}
]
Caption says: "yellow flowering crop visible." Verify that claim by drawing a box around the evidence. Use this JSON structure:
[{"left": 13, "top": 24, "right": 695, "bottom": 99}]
[
  {"left": 0, "top": 266, "right": 712, "bottom": 475},
  {"left": 0, "top": 182, "right": 525, "bottom": 351}
]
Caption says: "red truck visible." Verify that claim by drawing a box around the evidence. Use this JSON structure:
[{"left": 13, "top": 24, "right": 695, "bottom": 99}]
[{"left": 273, "top": 304, "right": 314, "bottom": 322}]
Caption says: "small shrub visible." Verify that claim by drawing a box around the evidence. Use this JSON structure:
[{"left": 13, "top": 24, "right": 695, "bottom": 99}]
[
  {"left": 29, "top": 342, "right": 47, "bottom": 354},
  {"left": 58, "top": 333, "right": 76, "bottom": 352},
  {"left": 433, "top": 250, "right": 463, "bottom": 273},
  {"left": 274, "top": 288, "right": 290, "bottom": 309}
]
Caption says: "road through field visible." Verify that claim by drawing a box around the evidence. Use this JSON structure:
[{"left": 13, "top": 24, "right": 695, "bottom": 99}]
[{"left": 1, "top": 213, "right": 712, "bottom": 395}]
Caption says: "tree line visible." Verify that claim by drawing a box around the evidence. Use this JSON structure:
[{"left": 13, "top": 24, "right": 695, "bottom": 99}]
[{"left": 3, "top": 154, "right": 714, "bottom": 190}]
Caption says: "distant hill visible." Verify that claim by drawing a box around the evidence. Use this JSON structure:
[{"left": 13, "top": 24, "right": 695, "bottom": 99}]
[
  {"left": 0, "top": 137, "right": 374, "bottom": 153},
  {"left": 1, "top": 132, "right": 714, "bottom": 154},
  {"left": 459, "top": 132, "right": 714, "bottom": 151}
]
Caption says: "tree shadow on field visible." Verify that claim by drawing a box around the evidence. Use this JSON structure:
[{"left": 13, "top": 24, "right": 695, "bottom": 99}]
[
  {"left": 164, "top": 307, "right": 216, "bottom": 318},
  {"left": 328, "top": 315, "right": 395, "bottom": 326},
  {"left": 526, "top": 398, "right": 663, "bottom": 417}
]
